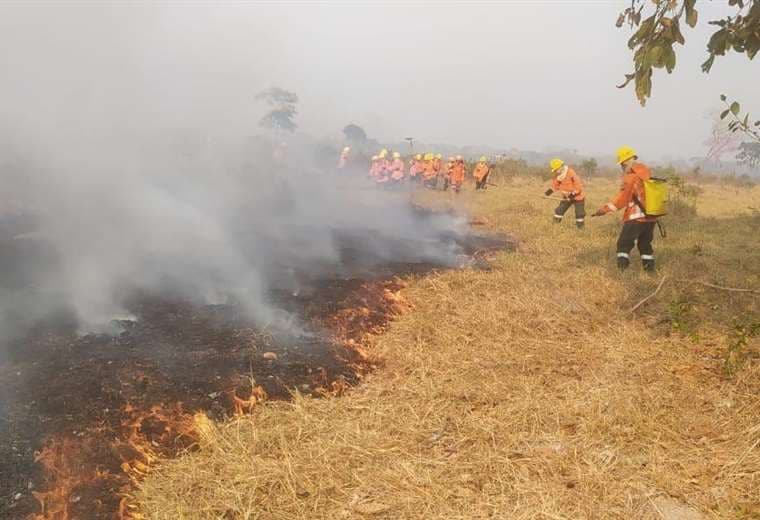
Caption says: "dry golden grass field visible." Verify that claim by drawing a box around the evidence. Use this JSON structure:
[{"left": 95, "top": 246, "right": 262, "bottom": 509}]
[{"left": 135, "top": 177, "right": 760, "bottom": 519}]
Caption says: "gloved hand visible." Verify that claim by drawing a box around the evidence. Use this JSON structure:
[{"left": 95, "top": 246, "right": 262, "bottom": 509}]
[
  {"left": 592, "top": 209, "right": 606, "bottom": 217},
  {"left": 568, "top": 191, "right": 577, "bottom": 200},
  {"left": 544, "top": 188, "right": 553, "bottom": 196}
]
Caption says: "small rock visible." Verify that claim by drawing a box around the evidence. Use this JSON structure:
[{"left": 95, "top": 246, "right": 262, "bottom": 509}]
[
  {"left": 13, "top": 493, "right": 22, "bottom": 501},
  {"left": 262, "top": 352, "right": 278, "bottom": 361}
]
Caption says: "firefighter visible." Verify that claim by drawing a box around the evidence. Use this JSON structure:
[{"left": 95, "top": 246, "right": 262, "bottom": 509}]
[
  {"left": 422, "top": 153, "right": 437, "bottom": 188},
  {"left": 409, "top": 154, "right": 423, "bottom": 183},
  {"left": 375, "top": 150, "right": 391, "bottom": 185},
  {"left": 473, "top": 156, "right": 491, "bottom": 190},
  {"left": 389, "top": 151, "right": 405, "bottom": 185},
  {"left": 593, "top": 146, "right": 657, "bottom": 271},
  {"left": 544, "top": 158, "right": 586, "bottom": 228},
  {"left": 338, "top": 146, "right": 350, "bottom": 169},
  {"left": 449, "top": 155, "right": 466, "bottom": 193},
  {"left": 368, "top": 155, "right": 380, "bottom": 179}
]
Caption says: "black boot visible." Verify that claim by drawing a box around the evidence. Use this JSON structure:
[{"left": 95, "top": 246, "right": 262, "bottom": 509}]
[
  {"left": 553, "top": 215, "right": 562, "bottom": 224},
  {"left": 642, "top": 258, "right": 656, "bottom": 272},
  {"left": 576, "top": 219, "right": 585, "bottom": 229},
  {"left": 617, "top": 254, "right": 630, "bottom": 270}
]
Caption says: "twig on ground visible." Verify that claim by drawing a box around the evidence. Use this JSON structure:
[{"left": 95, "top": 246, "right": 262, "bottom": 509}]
[
  {"left": 676, "top": 279, "right": 760, "bottom": 295},
  {"left": 628, "top": 275, "right": 669, "bottom": 314}
]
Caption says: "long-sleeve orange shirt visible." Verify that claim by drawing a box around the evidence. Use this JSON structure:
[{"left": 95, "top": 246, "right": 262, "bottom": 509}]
[
  {"left": 450, "top": 162, "right": 466, "bottom": 184},
  {"left": 551, "top": 167, "right": 585, "bottom": 201},
  {"left": 473, "top": 163, "right": 490, "bottom": 181},
  {"left": 600, "top": 162, "right": 655, "bottom": 222}
]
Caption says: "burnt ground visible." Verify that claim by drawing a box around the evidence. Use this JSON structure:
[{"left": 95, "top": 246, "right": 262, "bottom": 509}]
[{"left": 0, "top": 214, "right": 512, "bottom": 519}]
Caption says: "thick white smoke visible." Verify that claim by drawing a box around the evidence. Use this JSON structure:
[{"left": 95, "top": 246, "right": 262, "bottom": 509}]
[{"left": 0, "top": 4, "right": 469, "bottom": 340}]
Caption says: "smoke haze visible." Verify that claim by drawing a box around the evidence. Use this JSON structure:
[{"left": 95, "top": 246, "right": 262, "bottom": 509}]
[{"left": 0, "top": 2, "right": 757, "bottom": 337}]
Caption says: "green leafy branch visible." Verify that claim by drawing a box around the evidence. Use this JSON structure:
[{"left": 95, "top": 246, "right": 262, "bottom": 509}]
[
  {"left": 719, "top": 94, "right": 760, "bottom": 144},
  {"left": 617, "top": 0, "right": 760, "bottom": 106}
]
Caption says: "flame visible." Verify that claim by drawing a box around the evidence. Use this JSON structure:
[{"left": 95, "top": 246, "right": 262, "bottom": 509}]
[{"left": 28, "top": 279, "right": 410, "bottom": 517}]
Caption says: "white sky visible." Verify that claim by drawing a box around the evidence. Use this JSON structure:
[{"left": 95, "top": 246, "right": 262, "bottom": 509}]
[{"left": 1, "top": 1, "right": 758, "bottom": 161}]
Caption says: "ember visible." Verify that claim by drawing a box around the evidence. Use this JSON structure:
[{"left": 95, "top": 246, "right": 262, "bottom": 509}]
[{"left": 0, "top": 217, "right": 512, "bottom": 519}]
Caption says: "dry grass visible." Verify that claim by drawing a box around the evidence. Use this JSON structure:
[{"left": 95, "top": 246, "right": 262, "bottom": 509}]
[{"left": 135, "top": 178, "right": 760, "bottom": 519}]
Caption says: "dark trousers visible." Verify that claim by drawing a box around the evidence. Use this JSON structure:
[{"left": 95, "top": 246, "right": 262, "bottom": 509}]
[
  {"left": 553, "top": 199, "right": 586, "bottom": 227},
  {"left": 475, "top": 173, "right": 490, "bottom": 190},
  {"left": 616, "top": 221, "right": 656, "bottom": 270}
]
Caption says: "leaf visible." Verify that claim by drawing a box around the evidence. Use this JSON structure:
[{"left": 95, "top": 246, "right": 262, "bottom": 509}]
[
  {"left": 616, "top": 13, "right": 625, "bottom": 28},
  {"left": 686, "top": 7, "right": 698, "bottom": 28},
  {"left": 664, "top": 45, "right": 677, "bottom": 72},
  {"left": 701, "top": 54, "right": 716, "bottom": 73},
  {"left": 616, "top": 73, "right": 636, "bottom": 89},
  {"left": 671, "top": 19, "right": 685, "bottom": 45},
  {"left": 720, "top": 94, "right": 727, "bottom": 101},
  {"left": 731, "top": 101, "right": 741, "bottom": 116},
  {"left": 744, "top": 114, "right": 749, "bottom": 127},
  {"left": 720, "top": 109, "right": 730, "bottom": 120}
]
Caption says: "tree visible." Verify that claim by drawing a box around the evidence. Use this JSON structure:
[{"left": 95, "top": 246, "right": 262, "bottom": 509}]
[
  {"left": 705, "top": 110, "right": 742, "bottom": 162},
  {"left": 580, "top": 157, "right": 598, "bottom": 177},
  {"left": 342, "top": 124, "right": 367, "bottom": 144},
  {"left": 737, "top": 142, "right": 760, "bottom": 168},
  {"left": 256, "top": 87, "right": 298, "bottom": 133},
  {"left": 617, "top": 1, "right": 760, "bottom": 106}
]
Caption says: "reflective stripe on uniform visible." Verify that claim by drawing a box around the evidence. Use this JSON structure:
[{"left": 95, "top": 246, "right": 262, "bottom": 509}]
[
  {"left": 553, "top": 215, "right": 562, "bottom": 219},
  {"left": 617, "top": 252, "right": 630, "bottom": 258},
  {"left": 576, "top": 218, "right": 585, "bottom": 222},
  {"left": 641, "top": 254, "right": 655, "bottom": 260}
]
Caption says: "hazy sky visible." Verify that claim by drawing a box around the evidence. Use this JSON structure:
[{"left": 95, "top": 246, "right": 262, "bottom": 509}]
[{"left": 1, "top": 1, "right": 758, "bottom": 161}]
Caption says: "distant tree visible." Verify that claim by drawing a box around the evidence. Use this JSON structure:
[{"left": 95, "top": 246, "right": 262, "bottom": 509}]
[
  {"left": 737, "top": 142, "right": 760, "bottom": 168},
  {"left": 705, "top": 110, "right": 743, "bottom": 163},
  {"left": 256, "top": 87, "right": 298, "bottom": 133},
  {"left": 580, "top": 157, "right": 598, "bottom": 177},
  {"left": 343, "top": 124, "right": 367, "bottom": 144},
  {"left": 616, "top": 0, "right": 760, "bottom": 106}
]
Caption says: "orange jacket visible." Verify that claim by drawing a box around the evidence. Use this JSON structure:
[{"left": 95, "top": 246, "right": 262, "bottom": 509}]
[
  {"left": 450, "top": 161, "right": 466, "bottom": 184},
  {"left": 389, "top": 158, "right": 405, "bottom": 180},
  {"left": 551, "top": 167, "right": 585, "bottom": 201},
  {"left": 369, "top": 161, "right": 379, "bottom": 178},
  {"left": 408, "top": 160, "right": 419, "bottom": 177},
  {"left": 433, "top": 158, "right": 441, "bottom": 173},
  {"left": 473, "top": 163, "right": 490, "bottom": 181},
  {"left": 599, "top": 162, "right": 655, "bottom": 222},
  {"left": 423, "top": 160, "right": 436, "bottom": 179}
]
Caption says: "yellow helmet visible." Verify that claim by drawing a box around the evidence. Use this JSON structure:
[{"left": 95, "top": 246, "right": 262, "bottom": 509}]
[
  {"left": 415, "top": 154, "right": 422, "bottom": 160},
  {"left": 479, "top": 156, "right": 487, "bottom": 162},
  {"left": 456, "top": 155, "right": 463, "bottom": 160},
  {"left": 436, "top": 153, "right": 442, "bottom": 159},
  {"left": 379, "top": 150, "right": 388, "bottom": 158},
  {"left": 424, "top": 153, "right": 433, "bottom": 161},
  {"left": 371, "top": 155, "right": 378, "bottom": 161},
  {"left": 343, "top": 146, "right": 350, "bottom": 152},
  {"left": 392, "top": 151, "right": 401, "bottom": 159},
  {"left": 549, "top": 158, "right": 564, "bottom": 172},
  {"left": 616, "top": 146, "right": 637, "bottom": 165},
  {"left": 448, "top": 156, "right": 455, "bottom": 161}
]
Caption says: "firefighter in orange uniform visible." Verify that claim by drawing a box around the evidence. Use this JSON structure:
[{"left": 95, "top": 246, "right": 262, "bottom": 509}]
[
  {"left": 422, "top": 153, "right": 437, "bottom": 188},
  {"left": 593, "top": 146, "right": 657, "bottom": 271},
  {"left": 409, "top": 154, "right": 423, "bottom": 183},
  {"left": 389, "top": 152, "right": 405, "bottom": 185},
  {"left": 449, "top": 155, "right": 466, "bottom": 193},
  {"left": 473, "top": 156, "right": 491, "bottom": 190},
  {"left": 544, "top": 158, "right": 586, "bottom": 228}
]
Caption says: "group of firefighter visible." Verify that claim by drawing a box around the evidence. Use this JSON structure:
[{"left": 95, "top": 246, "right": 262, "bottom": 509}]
[
  {"left": 339, "top": 144, "right": 662, "bottom": 272},
  {"left": 350, "top": 148, "right": 492, "bottom": 192}
]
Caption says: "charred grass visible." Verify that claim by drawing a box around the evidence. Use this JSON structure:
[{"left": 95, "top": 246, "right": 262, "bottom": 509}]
[{"left": 135, "top": 178, "right": 760, "bottom": 519}]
